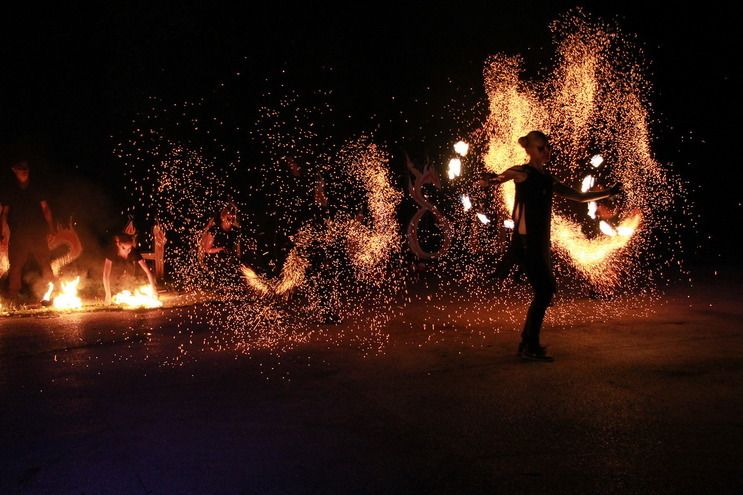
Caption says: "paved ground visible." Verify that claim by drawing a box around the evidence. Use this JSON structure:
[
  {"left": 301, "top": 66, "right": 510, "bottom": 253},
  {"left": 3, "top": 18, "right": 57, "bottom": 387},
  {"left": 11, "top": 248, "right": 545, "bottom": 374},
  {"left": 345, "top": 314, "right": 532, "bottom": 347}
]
[{"left": 1, "top": 276, "right": 742, "bottom": 494}]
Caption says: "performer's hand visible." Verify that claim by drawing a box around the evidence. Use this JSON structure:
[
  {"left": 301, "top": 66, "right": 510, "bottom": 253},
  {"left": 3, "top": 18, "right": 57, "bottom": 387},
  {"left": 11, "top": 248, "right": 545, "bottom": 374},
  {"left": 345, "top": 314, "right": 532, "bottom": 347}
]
[
  {"left": 478, "top": 172, "right": 505, "bottom": 187},
  {"left": 476, "top": 172, "right": 494, "bottom": 187}
]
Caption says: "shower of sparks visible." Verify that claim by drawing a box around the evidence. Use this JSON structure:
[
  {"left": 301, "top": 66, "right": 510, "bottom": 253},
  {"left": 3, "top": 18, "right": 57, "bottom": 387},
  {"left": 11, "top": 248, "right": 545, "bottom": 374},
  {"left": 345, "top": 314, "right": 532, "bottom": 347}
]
[
  {"left": 241, "top": 139, "right": 402, "bottom": 302},
  {"left": 116, "top": 88, "right": 405, "bottom": 362},
  {"left": 478, "top": 9, "right": 686, "bottom": 292},
  {"left": 101, "top": 10, "right": 689, "bottom": 368},
  {"left": 454, "top": 141, "right": 470, "bottom": 156}
]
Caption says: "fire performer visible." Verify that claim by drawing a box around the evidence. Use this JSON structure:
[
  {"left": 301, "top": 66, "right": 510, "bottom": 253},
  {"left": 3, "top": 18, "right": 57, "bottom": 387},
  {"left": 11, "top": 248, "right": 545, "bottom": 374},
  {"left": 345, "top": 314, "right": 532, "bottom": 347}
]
[
  {"left": 199, "top": 203, "right": 246, "bottom": 288},
  {"left": 0, "top": 159, "right": 57, "bottom": 305},
  {"left": 481, "top": 131, "right": 621, "bottom": 361},
  {"left": 102, "top": 233, "right": 157, "bottom": 305},
  {"left": 201, "top": 203, "right": 241, "bottom": 258}
]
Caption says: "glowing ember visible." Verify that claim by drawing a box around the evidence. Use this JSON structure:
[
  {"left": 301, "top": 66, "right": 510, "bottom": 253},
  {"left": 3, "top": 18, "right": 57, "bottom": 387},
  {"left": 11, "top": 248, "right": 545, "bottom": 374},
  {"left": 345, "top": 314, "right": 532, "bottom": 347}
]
[
  {"left": 53, "top": 277, "right": 82, "bottom": 310},
  {"left": 599, "top": 220, "right": 617, "bottom": 237},
  {"left": 461, "top": 195, "right": 472, "bottom": 211},
  {"left": 476, "top": 213, "right": 490, "bottom": 224},
  {"left": 587, "top": 201, "right": 598, "bottom": 219},
  {"left": 503, "top": 219, "right": 515, "bottom": 229},
  {"left": 112, "top": 285, "right": 162, "bottom": 309},
  {"left": 447, "top": 158, "right": 462, "bottom": 180},
  {"left": 590, "top": 154, "right": 604, "bottom": 168},
  {"left": 581, "top": 175, "right": 595, "bottom": 193},
  {"left": 454, "top": 141, "right": 470, "bottom": 156}
]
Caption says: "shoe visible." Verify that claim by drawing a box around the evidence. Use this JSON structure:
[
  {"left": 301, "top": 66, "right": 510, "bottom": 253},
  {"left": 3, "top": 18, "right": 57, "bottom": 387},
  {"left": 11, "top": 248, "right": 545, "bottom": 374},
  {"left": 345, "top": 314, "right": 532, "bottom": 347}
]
[
  {"left": 517, "top": 340, "right": 527, "bottom": 356},
  {"left": 520, "top": 344, "right": 554, "bottom": 362}
]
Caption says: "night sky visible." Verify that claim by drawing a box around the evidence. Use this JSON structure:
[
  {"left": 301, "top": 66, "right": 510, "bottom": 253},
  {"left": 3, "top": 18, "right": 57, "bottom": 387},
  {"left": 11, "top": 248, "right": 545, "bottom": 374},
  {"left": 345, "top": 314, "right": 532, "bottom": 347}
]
[{"left": 1, "top": 2, "right": 740, "bottom": 262}]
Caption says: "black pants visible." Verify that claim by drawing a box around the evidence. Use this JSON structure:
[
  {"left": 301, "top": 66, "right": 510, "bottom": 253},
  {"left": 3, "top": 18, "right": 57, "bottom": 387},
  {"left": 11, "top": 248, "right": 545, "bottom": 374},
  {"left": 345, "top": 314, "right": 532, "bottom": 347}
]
[
  {"left": 514, "top": 234, "right": 556, "bottom": 347},
  {"left": 8, "top": 233, "right": 54, "bottom": 299}
]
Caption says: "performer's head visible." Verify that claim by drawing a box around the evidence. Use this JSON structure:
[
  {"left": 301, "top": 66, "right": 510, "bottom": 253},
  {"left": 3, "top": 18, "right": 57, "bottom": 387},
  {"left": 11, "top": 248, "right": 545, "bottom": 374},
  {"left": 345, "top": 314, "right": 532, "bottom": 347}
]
[
  {"left": 10, "top": 160, "right": 30, "bottom": 185},
  {"left": 518, "top": 131, "right": 551, "bottom": 165},
  {"left": 114, "top": 233, "right": 135, "bottom": 258},
  {"left": 219, "top": 203, "right": 238, "bottom": 230}
]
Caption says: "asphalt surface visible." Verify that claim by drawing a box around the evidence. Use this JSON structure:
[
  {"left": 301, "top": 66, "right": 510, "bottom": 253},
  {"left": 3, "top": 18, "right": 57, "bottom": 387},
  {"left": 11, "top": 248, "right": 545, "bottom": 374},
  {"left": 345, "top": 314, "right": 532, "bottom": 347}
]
[{"left": 1, "top": 279, "right": 742, "bottom": 494}]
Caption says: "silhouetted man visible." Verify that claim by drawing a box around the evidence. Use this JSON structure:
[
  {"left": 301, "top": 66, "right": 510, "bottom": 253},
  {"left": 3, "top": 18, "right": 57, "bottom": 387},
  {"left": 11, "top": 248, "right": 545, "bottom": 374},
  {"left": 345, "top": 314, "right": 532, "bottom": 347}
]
[{"left": 1, "top": 159, "right": 56, "bottom": 303}]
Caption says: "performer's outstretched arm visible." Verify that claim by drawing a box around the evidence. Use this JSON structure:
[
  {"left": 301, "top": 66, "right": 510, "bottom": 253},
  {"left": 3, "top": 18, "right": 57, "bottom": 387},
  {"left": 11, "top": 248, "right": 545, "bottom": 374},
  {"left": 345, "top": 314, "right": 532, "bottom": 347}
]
[
  {"left": 478, "top": 166, "right": 528, "bottom": 186},
  {"left": 553, "top": 181, "right": 621, "bottom": 203}
]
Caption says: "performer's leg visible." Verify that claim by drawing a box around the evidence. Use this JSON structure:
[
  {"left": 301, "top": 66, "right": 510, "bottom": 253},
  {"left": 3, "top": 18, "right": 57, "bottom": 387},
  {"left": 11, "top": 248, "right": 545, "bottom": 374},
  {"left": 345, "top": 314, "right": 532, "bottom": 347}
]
[
  {"left": 521, "top": 245, "right": 556, "bottom": 349},
  {"left": 7, "top": 237, "right": 31, "bottom": 299},
  {"left": 31, "top": 242, "right": 56, "bottom": 293}
]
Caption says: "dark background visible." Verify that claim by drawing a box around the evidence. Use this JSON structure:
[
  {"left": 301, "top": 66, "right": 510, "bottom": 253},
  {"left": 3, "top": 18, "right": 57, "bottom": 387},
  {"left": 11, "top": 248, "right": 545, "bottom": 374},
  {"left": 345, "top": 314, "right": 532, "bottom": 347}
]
[{"left": 1, "top": 1, "right": 740, "bottom": 265}]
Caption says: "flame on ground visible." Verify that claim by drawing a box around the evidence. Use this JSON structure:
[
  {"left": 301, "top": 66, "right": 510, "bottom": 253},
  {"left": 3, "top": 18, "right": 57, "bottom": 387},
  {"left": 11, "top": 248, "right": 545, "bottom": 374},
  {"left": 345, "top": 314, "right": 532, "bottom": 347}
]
[
  {"left": 42, "top": 282, "right": 54, "bottom": 302},
  {"left": 112, "top": 285, "right": 162, "bottom": 309},
  {"left": 53, "top": 277, "right": 82, "bottom": 310}
]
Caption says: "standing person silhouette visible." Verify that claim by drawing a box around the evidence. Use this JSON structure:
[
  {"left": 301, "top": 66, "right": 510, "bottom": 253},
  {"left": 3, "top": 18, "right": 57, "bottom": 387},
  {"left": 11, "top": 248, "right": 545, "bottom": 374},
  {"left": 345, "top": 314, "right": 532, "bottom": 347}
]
[
  {"left": 1, "top": 159, "right": 57, "bottom": 306},
  {"left": 482, "top": 131, "right": 621, "bottom": 361}
]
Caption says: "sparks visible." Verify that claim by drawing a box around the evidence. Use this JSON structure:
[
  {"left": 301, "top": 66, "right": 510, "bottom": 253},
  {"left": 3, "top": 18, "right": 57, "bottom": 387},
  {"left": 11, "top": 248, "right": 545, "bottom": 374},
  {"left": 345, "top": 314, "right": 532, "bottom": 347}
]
[{"left": 480, "top": 10, "right": 680, "bottom": 291}]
